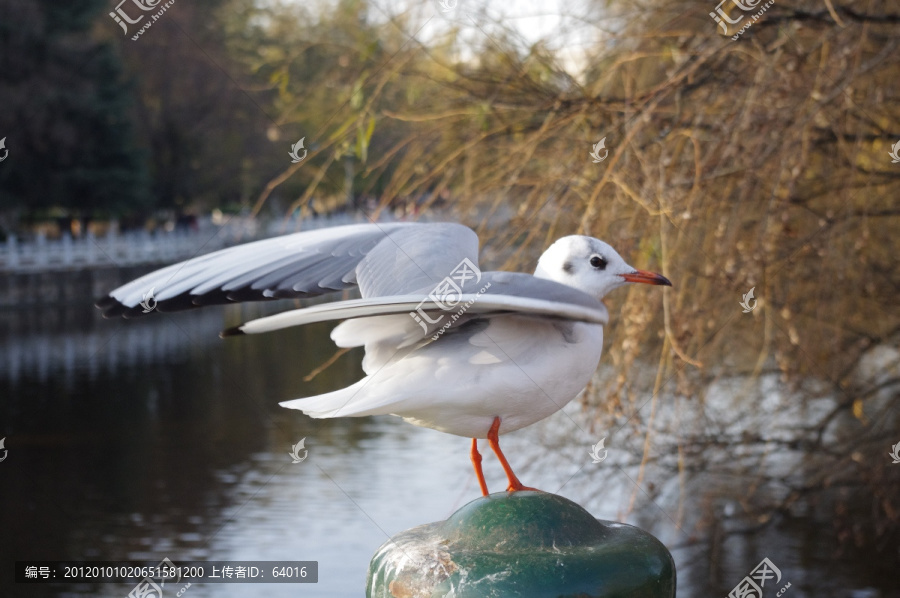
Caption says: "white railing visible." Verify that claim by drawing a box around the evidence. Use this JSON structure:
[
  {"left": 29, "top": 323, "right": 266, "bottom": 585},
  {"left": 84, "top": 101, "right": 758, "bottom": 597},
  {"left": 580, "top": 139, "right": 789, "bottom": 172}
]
[
  {"left": 0, "top": 229, "right": 237, "bottom": 273},
  {"left": 0, "top": 212, "right": 381, "bottom": 273}
]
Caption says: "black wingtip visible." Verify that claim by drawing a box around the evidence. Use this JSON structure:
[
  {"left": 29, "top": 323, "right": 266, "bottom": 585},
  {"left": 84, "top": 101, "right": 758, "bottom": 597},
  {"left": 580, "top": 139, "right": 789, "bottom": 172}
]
[
  {"left": 95, "top": 295, "right": 129, "bottom": 319},
  {"left": 220, "top": 326, "right": 245, "bottom": 338}
]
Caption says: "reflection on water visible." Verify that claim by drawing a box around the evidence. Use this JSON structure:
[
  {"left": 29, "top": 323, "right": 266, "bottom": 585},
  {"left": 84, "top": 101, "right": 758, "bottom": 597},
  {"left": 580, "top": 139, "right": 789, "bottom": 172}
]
[
  {"left": 0, "top": 269, "right": 895, "bottom": 597},
  {"left": 0, "top": 269, "right": 479, "bottom": 598}
]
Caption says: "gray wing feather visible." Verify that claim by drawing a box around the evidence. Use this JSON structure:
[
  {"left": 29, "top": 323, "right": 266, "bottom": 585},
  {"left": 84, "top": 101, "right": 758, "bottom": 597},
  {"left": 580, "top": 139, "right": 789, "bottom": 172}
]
[
  {"left": 97, "top": 222, "right": 477, "bottom": 318},
  {"left": 355, "top": 223, "right": 480, "bottom": 296},
  {"left": 227, "top": 272, "right": 608, "bottom": 336},
  {"left": 475, "top": 272, "right": 603, "bottom": 311}
]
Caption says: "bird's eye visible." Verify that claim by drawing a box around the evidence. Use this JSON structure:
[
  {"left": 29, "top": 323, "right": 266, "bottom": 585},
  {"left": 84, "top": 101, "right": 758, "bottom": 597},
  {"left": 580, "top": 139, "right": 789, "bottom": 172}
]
[{"left": 589, "top": 255, "right": 607, "bottom": 270}]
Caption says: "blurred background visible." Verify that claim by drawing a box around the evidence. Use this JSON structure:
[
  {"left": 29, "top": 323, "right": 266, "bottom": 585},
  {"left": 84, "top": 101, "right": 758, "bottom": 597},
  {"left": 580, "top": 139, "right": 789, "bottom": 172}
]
[{"left": 1, "top": 0, "right": 899, "bottom": 595}]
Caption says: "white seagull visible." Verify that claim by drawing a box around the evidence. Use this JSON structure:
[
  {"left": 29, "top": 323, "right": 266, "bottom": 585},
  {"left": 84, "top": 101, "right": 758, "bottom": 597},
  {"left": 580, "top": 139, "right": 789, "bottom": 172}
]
[{"left": 97, "top": 222, "right": 671, "bottom": 495}]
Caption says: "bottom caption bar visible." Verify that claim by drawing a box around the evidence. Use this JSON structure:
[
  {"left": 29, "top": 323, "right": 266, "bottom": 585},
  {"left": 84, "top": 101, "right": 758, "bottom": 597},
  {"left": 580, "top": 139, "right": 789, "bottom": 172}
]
[{"left": 16, "top": 560, "right": 318, "bottom": 584}]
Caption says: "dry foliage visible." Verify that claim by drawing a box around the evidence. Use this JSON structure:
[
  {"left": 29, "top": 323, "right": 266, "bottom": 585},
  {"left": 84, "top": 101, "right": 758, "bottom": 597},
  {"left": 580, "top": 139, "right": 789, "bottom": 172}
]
[{"left": 257, "top": 0, "right": 900, "bottom": 551}]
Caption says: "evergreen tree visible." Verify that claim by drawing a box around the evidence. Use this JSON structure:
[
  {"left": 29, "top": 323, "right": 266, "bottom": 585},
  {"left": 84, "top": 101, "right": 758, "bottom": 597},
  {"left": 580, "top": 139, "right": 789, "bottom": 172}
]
[{"left": 0, "top": 0, "right": 150, "bottom": 229}]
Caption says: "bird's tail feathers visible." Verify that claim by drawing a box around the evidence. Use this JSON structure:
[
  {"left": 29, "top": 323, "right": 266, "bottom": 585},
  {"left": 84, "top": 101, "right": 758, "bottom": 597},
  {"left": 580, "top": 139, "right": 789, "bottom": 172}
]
[{"left": 279, "top": 378, "right": 392, "bottom": 418}]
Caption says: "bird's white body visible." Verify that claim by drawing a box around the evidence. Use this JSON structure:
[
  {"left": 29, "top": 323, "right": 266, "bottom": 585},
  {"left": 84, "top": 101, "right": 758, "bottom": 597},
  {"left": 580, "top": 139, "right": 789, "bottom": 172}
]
[
  {"left": 289, "top": 315, "right": 605, "bottom": 438},
  {"left": 395, "top": 318, "right": 605, "bottom": 437},
  {"left": 98, "top": 222, "right": 669, "bottom": 441}
]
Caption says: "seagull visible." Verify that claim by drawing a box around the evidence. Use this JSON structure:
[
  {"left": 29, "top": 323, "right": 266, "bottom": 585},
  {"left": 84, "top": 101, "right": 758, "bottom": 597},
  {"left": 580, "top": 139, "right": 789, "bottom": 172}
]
[{"left": 97, "top": 222, "right": 670, "bottom": 495}]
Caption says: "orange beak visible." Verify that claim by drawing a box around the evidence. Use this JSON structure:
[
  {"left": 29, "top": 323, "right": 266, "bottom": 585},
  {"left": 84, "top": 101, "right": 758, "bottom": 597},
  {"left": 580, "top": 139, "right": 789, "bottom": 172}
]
[{"left": 621, "top": 269, "right": 672, "bottom": 287}]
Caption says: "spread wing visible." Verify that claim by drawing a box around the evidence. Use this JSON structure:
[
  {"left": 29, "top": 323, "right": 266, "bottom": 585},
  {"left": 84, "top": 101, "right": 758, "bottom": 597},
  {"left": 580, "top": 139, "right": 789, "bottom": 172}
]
[
  {"left": 96, "top": 222, "right": 480, "bottom": 318},
  {"left": 223, "top": 272, "right": 609, "bottom": 336}
]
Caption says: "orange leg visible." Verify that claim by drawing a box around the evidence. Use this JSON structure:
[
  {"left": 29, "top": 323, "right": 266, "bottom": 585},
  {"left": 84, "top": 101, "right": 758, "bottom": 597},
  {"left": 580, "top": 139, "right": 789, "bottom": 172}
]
[
  {"left": 486, "top": 417, "right": 542, "bottom": 493},
  {"left": 470, "top": 438, "right": 489, "bottom": 497}
]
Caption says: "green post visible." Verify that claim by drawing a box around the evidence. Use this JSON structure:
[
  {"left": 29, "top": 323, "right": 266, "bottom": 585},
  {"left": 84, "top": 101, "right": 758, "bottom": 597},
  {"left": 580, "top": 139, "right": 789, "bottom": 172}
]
[{"left": 367, "top": 492, "right": 675, "bottom": 598}]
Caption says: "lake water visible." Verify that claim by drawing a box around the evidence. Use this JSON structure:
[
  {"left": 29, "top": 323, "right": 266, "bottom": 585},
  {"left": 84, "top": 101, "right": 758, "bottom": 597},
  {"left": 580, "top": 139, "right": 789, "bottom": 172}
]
[{"left": 1, "top": 268, "right": 896, "bottom": 597}]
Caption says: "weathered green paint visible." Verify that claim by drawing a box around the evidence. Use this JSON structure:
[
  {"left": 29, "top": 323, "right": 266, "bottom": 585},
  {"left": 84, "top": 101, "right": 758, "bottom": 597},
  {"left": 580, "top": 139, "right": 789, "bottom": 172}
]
[{"left": 367, "top": 491, "right": 676, "bottom": 598}]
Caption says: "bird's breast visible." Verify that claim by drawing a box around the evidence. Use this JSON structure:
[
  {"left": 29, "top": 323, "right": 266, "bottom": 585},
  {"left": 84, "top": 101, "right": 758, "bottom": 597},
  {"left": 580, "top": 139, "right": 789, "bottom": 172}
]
[
  {"left": 466, "top": 317, "right": 605, "bottom": 431},
  {"left": 381, "top": 317, "right": 605, "bottom": 438}
]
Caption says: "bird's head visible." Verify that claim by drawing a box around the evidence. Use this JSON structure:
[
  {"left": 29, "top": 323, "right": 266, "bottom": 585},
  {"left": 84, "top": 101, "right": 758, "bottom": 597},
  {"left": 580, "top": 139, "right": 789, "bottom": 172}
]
[{"left": 534, "top": 235, "right": 671, "bottom": 299}]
